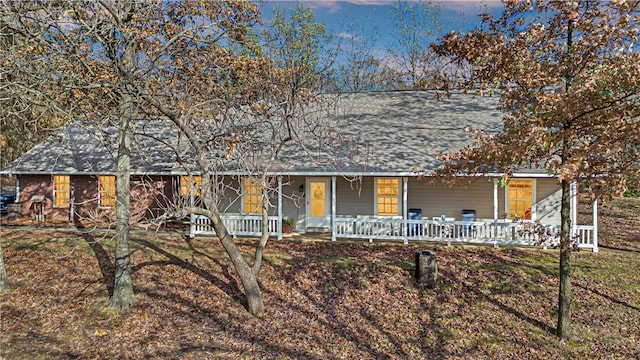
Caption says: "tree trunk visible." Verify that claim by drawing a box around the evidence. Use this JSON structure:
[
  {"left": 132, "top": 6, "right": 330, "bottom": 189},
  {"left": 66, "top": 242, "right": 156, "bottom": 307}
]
[
  {"left": 557, "top": 179, "right": 572, "bottom": 339},
  {"left": 109, "top": 79, "right": 135, "bottom": 310},
  {"left": 220, "top": 233, "right": 264, "bottom": 317},
  {"left": 253, "top": 185, "right": 270, "bottom": 275},
  {"left": 0, "top": 242, "right": 9, "bottom": 293}
]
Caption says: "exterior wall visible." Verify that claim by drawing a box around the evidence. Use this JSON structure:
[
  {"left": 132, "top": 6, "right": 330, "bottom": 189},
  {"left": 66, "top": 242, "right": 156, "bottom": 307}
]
[
  {"left": 15, "top": 173, "right": 564, "bottom": 228},
  {"left": 17, "top": 174, "right": 56, "bottom": 219},
  {"left": 71, "top": 175, "right": 103, "bottom": 222},
  {"left": 129, "top": 176, "right": 174, "bottom": 222},
  {"left": 407, "top": 178, "right": 495, "bottom": 221},
  {"left": 335, "top": 177, "right": 375, "bottom": 216},
  {"left": 281, "top": 176, "right": 305, "bottom": 231},
  {"left": 535, "top": 178, "right": 562, "bottom": 225},
  {"left": 282, "top": 175, "right": 562, "bottom": 231},
  {"left": 217, "top": 176, "right": 283, "bottom": 216},
  {"left": 16, "top": 174, "right": 174, "bottom": 223}
]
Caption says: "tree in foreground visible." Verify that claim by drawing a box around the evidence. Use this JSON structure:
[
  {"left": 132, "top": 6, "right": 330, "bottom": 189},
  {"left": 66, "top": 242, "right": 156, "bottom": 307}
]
[
  {"left": 2, "top": 0, "right": 283, "bottom": 315},
  {"left": 0, "top": 244, "right": 7, "bottom": 293},
  {"left": 432, "top": 0, "right": 640, "bottom": 339},
  {"left": 147, "top": 3, "right": 335, "bottom": 316}
]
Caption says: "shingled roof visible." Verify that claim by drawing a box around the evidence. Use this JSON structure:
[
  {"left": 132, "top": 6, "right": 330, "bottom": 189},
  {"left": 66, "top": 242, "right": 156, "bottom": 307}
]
[{"left": 1, "top": 90, "right": 512, "bottom": 176}]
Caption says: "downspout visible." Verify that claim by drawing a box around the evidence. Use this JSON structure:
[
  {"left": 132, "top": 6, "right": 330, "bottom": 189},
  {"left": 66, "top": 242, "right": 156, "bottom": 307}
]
[
  {"left": 15, "top": 176, "right": 19, "bottom": 204},
  {"left": 69, "top": 182, "right": 75, "bottom": 222}
]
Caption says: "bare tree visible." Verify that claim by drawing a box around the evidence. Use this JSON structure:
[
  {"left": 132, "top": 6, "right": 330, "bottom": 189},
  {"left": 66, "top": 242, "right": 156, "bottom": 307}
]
[
  {"left": 140, "top": 4, "right": 335, "bottom": 316},
  {"left": 2, "top": 0, "right": 264, "bottom": 312},
  {"left": 0, "top": 18, "right": 69, "bottom": 168}
]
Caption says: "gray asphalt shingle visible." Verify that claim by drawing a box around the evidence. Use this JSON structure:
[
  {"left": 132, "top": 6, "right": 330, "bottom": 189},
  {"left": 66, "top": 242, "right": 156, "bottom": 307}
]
[{"left": 1, "top": 90, "right": 505, "bottom": 176}]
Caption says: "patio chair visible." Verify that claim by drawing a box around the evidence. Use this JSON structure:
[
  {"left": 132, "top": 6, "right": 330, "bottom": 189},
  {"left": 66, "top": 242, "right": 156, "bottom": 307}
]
[{"left": 460, "top": 209, "right": 477, "bottom": 238}]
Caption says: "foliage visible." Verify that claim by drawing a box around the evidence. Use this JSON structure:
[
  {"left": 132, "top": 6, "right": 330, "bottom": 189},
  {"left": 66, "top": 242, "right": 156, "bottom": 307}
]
[
  {"left": 623, "top": 188, "right": 640, "bottom": 197},
  {"left": 433, "top": 1, "right": 640, "bottom": 194},
  {"left": 386, "top": 0, "right": 443, "bottom": 89},
  {"left": 261, "top": 2, "right": 333, "bottom": 93},
  {"left": 282, "top": 218, "right": 296, "bottom": 227},
  {"left": 328, "top": 21, "right": 400, "bottom": 92},
  {"left": 432, "top": 0, "right": 640, "bottom": 340},
  {"left": 622, "top": 174, "right": 640, "bottom": 197},
  {"left": 0, "top": 17, "right": 68, "bottom": 168},
  {"left": 1, "top": 0, "right": 279, "bottom": 316}
]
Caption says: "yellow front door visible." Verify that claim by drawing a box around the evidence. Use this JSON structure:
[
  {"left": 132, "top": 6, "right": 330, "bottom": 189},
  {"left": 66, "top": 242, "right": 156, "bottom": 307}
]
[{"left": 307, "top": 178, "right": 330, "bottom": 228}]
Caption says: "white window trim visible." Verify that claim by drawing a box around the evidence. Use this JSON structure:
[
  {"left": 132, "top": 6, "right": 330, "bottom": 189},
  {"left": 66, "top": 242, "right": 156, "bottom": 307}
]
[
  {"left": 374, "top": 177, "right": 401, "bottom": 216},
  {"left": 52, "top": 175, "right": 71, "bottom": 208},
  {"left": 505, "top": 178, "right": 537, "bottom": 220},
  {"left": 98, "top": 175, "right": 116, "bottom": 208}
]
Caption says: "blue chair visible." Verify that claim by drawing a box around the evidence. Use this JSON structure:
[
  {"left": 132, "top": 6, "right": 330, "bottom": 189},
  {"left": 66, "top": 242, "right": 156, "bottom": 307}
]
[{"left": 460, "top": 209, "right": 476, "bottom": 237}]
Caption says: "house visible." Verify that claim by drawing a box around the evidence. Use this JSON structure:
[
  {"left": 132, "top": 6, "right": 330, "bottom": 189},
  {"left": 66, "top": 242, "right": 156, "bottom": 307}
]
[{"left": 0, "top": 90, "right": 599, "bottom": 251}]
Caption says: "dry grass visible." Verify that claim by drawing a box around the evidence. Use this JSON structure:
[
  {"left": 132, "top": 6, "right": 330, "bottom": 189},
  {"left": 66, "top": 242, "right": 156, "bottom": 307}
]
[{"left": 1, "top": 197, "right": 639, "bottom": 359}]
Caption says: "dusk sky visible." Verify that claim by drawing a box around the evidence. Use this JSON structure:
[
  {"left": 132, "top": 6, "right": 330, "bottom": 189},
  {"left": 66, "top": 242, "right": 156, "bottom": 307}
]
[{"left": 258, "top": 1, "right": 505, "bottom": 54}]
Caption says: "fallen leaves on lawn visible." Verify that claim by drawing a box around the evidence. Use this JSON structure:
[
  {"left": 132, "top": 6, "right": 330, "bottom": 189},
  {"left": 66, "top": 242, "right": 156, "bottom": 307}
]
[{"left": 0, "top": 197, "right": 638, "bottom": 359}]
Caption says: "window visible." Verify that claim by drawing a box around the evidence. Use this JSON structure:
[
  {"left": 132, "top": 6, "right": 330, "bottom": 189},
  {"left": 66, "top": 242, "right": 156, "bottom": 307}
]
[
  {"left": 180, "top": 176, "right": 202, "bottom": 197},
  {"left": 507, "top": 179, "right": 534, "bottom": 219},
  {"left": 53, "top": 175, "right": 71, "bottom": 207},
  {"left": 98, "top": 175, "right": 116, "bottom": 208},
  {"left": 243, "top": 178, "right": 261, "bottom": 214},
  {"left": 376, "top": 177, "right": 400, "bottom": 216}
]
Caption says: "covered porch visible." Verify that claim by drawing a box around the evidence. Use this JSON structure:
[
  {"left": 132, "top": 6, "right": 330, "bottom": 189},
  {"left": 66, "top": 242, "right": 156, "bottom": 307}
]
[{"left": 189, "top": 175, "right": 599, "bottom": 252}]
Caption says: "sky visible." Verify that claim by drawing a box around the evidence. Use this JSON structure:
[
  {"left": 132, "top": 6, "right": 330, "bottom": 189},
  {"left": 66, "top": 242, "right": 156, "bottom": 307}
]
[{"left": 257, "top": 0, "right": 505, "bottom": 53}]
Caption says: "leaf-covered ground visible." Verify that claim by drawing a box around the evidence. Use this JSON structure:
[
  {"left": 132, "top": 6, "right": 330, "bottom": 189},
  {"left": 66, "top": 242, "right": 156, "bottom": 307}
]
[{"left": 1, "top": 197, "right": 639, "bottom": 359}]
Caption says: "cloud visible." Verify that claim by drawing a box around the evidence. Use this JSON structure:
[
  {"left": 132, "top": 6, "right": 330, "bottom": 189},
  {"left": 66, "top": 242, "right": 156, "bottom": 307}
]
[
  {"left": 337, "top": 32, "right": 357, "bottom": 40},
  {"left": 435, "top": 0, "right": 503, "bottom": 12},
  {"left": 274, "top": 1, "right": 340, "bottom": 14},
  {"left": 343, "top": 0, "right": 391, "bottom": 4},
  {"left": 297, "top": 0, "right": 389, "bottom": 14}
]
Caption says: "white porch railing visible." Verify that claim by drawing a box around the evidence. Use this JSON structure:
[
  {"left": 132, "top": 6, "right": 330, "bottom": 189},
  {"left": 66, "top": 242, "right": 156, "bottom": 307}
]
[
  {"left": 334, "top": 217, "right": 597, "bottom": 252},
  {"left": 188, "top": 214, "right": 597, "bottom": 252},
  {"left": 190, "top": 214, "right": 281, "bottom": 239}
]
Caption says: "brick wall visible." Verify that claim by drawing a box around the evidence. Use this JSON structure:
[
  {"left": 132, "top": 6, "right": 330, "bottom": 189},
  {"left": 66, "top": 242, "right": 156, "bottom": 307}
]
[{"left": 16, "top": 174, "right": 177, "bottom": 223}]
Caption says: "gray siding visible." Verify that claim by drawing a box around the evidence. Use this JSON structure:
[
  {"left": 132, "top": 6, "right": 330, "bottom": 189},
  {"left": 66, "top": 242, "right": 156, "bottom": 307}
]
[
  {"left": 220, "top": 175, "right": 563, "bottom": 232},
  {"left": 281, "top": 176, "right": 306, "bottom": 231},
  {"left": 407, "top": 178, "right": 495, "bottom": 220},
  {"left": 336, "top": 177, "right": 375, "bottom": 216},
  {"left": 535, "top": 178, "right": 562, "bottom": 225}
]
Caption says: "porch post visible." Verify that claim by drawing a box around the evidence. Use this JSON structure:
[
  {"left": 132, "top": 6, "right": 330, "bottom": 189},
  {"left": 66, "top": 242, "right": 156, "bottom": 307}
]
[
  {"left": 189, "top": 177, "right": 195, "bottom": 239},
  {"left": 592, "top": 197, "right": 598, "bottom": 253},
  {"left": 331, "top": 176, "right": 336, "bottom": 241},
  {"left": 493, "top": 178, "right": 499, "bottom": 242},
  {"left": 570, "top": 181, "right": 577, "bottom": 237},
  {"left": 403, "top": 176, "right": 408, "bottom": 245},
  {"left": 15, "top": 177, "right": 20, "bottom": 203},
  {"left": 277, "top": 176, "right": 283, "bottom": 240}
]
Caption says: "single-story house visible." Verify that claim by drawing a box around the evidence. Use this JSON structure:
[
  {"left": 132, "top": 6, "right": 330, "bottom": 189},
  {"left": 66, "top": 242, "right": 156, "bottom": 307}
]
[{"left": 0, "top": 90, "right": 599, "bottom": 251}]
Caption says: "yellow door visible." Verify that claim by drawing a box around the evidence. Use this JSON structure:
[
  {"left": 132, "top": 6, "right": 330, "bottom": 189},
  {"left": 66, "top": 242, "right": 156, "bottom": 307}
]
[{"left": 307, "top": 178, "right": 330, "bottom": 228}]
